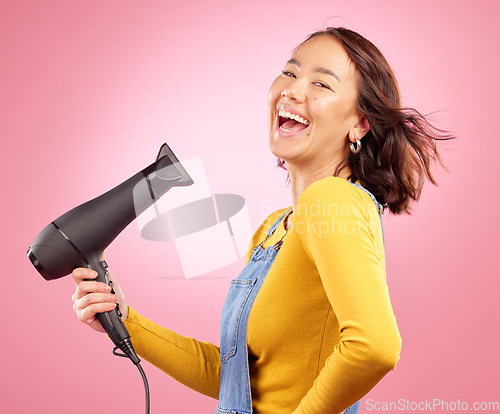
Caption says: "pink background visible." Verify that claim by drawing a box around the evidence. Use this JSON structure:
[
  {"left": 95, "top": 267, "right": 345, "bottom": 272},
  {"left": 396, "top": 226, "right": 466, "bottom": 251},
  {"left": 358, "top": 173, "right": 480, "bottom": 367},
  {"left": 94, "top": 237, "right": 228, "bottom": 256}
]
[{"left": 1, "top": 0, "right": 499, "bottom": 412}]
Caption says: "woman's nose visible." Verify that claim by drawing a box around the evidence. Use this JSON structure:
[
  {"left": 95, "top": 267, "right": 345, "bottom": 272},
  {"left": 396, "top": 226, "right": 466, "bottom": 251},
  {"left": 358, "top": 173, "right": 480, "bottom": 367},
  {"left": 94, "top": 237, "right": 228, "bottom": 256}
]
[{"left": 281, "top": 80, "right": 306, "bottom": 102}]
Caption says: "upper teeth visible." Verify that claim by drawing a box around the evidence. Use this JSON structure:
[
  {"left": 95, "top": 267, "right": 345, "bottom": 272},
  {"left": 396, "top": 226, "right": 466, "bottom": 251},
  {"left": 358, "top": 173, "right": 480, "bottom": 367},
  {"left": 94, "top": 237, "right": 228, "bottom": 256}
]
[{"left": 279, "top": 110, "right": 310, "bottom": 125}]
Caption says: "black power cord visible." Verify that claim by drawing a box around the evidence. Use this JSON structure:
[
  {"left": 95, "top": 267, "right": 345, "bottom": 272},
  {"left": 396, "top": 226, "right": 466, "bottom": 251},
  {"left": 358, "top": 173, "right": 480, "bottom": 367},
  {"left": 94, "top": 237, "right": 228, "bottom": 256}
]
[
  {"left": 113, "top": 346, "right": 150, "bottom": 414},
  {"left": 136, "top": 363, "right": 150, "bottom": 414}
]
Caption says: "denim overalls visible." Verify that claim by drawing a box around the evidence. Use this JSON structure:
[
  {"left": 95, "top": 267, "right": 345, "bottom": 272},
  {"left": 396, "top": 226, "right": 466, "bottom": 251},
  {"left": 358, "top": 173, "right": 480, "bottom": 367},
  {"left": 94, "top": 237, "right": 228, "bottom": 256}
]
[{"left": 216, "top": 182, "right": 384, "bottom": 414}]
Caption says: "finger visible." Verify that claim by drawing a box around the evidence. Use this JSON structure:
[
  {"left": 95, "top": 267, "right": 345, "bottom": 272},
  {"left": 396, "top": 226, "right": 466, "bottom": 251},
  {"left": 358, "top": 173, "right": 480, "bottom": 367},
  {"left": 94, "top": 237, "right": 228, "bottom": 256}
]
[
  {"left": 72, "top": 281, "right": 111, "bottom": 302},
  {"left": 73, "top": 292, "right": 117, "bottom": 311},
  {"left": 72, "top": 267, "right": 98, "bottom": 282},
  {"left": 75, "top": 301, "right": 117, "bottom": 326},
  {"left": 78, "top": 280, "right": 111, "bottom": 294}
]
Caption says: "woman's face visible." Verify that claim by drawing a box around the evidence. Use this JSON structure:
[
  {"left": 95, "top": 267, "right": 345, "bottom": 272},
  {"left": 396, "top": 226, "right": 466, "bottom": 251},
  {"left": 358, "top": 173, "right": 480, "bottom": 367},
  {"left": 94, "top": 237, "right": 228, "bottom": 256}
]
[{"left": 268, "top": 35, "right": 364, "bottom": 173}]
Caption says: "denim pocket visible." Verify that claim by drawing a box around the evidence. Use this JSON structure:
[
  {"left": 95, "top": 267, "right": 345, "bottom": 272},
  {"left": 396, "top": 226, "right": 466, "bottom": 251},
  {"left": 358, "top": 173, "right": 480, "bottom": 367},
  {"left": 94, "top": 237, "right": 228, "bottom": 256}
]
[{"left": 219, "top": 278, "right": 257, "bottom": 363}]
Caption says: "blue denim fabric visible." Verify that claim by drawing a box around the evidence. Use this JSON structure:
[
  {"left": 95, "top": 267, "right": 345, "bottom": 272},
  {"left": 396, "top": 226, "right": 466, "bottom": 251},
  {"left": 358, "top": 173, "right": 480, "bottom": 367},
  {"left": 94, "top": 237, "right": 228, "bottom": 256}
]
[
  {"left": 216, "top": 181, "right": 383, "bottom": 414},
  {"left": 216, "top": 208, "right": 291, "bottom": 414},
  {"left": 349, "top": 181, "right": 385, "bottom": 244},
  {"left": 344, "top": 400, "right": 361, "bottom": 414}
]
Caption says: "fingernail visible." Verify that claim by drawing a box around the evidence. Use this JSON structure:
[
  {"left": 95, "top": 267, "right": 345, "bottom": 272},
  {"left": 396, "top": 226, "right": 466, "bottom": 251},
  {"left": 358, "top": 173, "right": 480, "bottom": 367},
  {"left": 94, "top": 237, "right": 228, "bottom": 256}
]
[{"left": 90, "top": 270, "right": 98, "bottom": 277}]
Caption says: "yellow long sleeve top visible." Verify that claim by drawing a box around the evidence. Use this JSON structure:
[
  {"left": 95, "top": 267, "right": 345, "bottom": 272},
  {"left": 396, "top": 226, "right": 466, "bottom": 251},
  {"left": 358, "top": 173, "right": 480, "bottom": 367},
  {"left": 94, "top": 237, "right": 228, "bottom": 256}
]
[{"left": 124, "top": 177, "right": 402, "bottom": 413}]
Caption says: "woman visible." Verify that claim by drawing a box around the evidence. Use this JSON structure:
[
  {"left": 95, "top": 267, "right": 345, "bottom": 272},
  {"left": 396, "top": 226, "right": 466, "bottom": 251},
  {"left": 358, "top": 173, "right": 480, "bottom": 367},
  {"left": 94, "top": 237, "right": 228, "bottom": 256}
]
[{"left": 72, "top": 27, "right": 447, "bottom": 414}]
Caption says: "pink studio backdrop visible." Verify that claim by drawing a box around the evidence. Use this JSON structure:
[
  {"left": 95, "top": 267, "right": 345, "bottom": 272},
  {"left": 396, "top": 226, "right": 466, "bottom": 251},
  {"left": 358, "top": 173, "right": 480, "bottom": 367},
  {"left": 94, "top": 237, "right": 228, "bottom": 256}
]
[{"left": 1, "top": 1, "right": 499, "bottom": 413}]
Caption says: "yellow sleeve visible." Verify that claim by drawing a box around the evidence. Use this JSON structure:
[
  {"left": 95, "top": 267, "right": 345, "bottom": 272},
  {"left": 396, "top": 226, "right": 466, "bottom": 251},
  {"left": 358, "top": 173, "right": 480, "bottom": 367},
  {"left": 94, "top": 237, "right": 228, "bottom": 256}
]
[
  {"left": 292, "top": 178, "right": 402, "bottom": 413},
  {"left": 124, "top": 307, "right": 221, "bottom": 399}
]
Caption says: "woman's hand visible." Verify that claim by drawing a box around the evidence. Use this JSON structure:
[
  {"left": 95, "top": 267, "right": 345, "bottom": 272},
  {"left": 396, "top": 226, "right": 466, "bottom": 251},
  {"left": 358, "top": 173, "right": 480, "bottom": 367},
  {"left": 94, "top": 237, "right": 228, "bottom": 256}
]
[{"left": 71, "top": 267, "right": 129, "bottom": 333}]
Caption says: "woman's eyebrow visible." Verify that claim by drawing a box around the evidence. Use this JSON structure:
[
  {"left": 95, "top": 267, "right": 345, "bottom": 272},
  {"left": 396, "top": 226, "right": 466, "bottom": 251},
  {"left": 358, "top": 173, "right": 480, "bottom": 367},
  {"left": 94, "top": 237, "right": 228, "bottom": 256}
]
[
  {"left": 314, "top": 66, "right": 341, "bottom": 83},
  {"left": 287, "top": 58, "right": 301, "bottom": 67},
  {"left": 286, "top": 58, "right": 341, "bottom": 83}
]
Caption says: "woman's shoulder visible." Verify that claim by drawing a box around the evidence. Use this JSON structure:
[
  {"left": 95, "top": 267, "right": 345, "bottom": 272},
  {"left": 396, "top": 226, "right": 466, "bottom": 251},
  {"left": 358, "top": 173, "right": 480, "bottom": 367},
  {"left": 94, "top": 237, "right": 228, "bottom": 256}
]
[
  {"left": 296, "top": 177, "right": 378, "bottom": 219},
  {"left": 299, "top": 177, "right": 370, "bottom": 204},
  {"left": 257, "top": 207, "right": 292, "bottom": 233}
]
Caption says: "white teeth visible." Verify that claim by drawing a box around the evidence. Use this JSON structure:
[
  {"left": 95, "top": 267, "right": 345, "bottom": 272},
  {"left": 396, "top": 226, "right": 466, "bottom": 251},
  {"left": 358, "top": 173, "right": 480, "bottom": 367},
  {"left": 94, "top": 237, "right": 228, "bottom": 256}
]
[{"left": 278, "top": 109, "right": 310, "bottom": 125}]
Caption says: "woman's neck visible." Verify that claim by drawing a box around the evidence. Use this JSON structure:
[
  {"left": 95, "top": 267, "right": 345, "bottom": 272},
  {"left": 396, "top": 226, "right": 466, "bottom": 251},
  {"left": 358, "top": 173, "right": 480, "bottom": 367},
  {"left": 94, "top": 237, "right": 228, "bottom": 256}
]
[{"left": 287, "top": 162, "right": 352, "bottom": 213}]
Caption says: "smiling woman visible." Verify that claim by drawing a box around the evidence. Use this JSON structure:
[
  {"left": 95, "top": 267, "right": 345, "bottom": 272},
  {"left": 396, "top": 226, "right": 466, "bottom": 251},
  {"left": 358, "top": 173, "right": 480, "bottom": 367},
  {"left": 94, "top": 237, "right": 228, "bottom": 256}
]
[
  {"left": 273, "top": 28, "right": 451, "bottom": 214},
  {"left": 269, "top": 34, "right": 367, "bottom": 197},
  {"left": 71, "top": 26, "right": 451, "bottom": 414}
]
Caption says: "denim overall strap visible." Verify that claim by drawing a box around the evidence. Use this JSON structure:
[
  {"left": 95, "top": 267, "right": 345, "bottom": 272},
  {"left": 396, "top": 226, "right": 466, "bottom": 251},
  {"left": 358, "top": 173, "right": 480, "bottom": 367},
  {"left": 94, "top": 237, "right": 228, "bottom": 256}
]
[
  {"left": 347, "top": 181, "right": 385, "bottom": 244},
  {"left": 216, "top": 209, "right": 291, "bottom": 414},
  {"left": 266, "top": 208, "right": 292, "bottom": 235},
  {"left": 347, "top": 182, "right": 384, "bottom": 213}
]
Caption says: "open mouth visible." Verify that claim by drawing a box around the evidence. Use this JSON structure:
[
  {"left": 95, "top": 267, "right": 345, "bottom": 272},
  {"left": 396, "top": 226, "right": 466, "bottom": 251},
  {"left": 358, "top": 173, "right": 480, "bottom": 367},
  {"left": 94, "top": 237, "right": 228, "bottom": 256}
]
[{"left": 278, "top": 109, "right": 310, "bottom": 133}]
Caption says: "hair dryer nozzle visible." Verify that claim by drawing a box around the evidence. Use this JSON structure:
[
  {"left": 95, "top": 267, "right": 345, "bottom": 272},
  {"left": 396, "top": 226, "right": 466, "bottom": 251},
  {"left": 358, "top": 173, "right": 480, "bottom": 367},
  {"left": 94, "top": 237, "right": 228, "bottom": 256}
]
[
  {"left": 143, "top": 143, "right": 194, "bottom": 199},
  {"left": 156, "top": 143, "right": 192, "bottom": 184}
]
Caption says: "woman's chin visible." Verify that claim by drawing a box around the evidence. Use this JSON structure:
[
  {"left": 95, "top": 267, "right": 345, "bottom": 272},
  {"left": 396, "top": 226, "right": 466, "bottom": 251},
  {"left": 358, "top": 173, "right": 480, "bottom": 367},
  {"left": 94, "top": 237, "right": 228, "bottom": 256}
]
[
  {"left": 269, "top": 148, "right": 291, "bottom": 164},
  {"left": 269, "top": 138, "right": 301, "bottom": 162}
]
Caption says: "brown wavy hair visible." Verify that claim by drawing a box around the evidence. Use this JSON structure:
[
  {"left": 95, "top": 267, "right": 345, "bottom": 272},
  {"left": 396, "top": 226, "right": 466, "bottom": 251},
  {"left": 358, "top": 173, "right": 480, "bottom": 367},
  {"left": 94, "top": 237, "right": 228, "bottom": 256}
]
[{"left": 277, "top": 27, "right": 453, "bottom": 215}]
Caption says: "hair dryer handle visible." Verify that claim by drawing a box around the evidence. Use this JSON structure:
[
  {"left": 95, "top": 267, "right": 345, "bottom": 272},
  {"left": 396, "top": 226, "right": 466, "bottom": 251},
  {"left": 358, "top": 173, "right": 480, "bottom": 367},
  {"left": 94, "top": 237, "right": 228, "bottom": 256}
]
[{"left": 88, "top": 258, "right": 140, "bottom": 365}]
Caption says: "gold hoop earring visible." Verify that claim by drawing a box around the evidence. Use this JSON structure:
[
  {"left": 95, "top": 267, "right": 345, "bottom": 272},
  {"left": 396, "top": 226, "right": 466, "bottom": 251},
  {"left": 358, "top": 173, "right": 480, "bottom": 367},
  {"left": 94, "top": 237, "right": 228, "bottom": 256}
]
[{"left": 350, "top": 138, "right": 362, "bottom": 154}]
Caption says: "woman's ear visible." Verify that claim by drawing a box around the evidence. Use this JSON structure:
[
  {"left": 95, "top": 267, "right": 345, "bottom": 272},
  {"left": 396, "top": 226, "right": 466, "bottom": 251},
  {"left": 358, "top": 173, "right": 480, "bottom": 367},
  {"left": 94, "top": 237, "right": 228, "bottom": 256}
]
[{"left": 349, "top": 116, "right": 371, "bottom": 142}]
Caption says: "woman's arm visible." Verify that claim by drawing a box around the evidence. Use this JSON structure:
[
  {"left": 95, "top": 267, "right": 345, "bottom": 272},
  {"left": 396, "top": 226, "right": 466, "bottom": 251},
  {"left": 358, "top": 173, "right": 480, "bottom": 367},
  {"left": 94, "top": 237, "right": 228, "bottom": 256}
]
[
  {"left": 72, "top": 267, "right": 221, "bottom": 399},
  {"left": 292, "top": 178, "right": 402, "bottom": 413},
  {"left": 125, "top": 308, "right": 221, "bottom": 399}
]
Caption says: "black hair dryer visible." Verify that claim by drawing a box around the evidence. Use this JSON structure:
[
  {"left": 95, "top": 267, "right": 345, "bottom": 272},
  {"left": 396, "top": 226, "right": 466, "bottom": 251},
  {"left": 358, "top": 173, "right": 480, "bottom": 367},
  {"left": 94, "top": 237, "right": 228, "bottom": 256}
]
[{"left": 27, "top": 143, "right": 193, "bottom": 365}]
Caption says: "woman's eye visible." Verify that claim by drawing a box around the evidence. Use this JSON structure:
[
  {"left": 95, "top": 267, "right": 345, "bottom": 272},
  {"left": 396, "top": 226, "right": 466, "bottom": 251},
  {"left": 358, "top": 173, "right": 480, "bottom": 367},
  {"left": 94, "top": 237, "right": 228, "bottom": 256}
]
[
  {"left": 314, "top": 81, "right": 332, "bottom": 90},
  {"left": 282, "top": 70, "right": 296, "bottom": 78}
]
